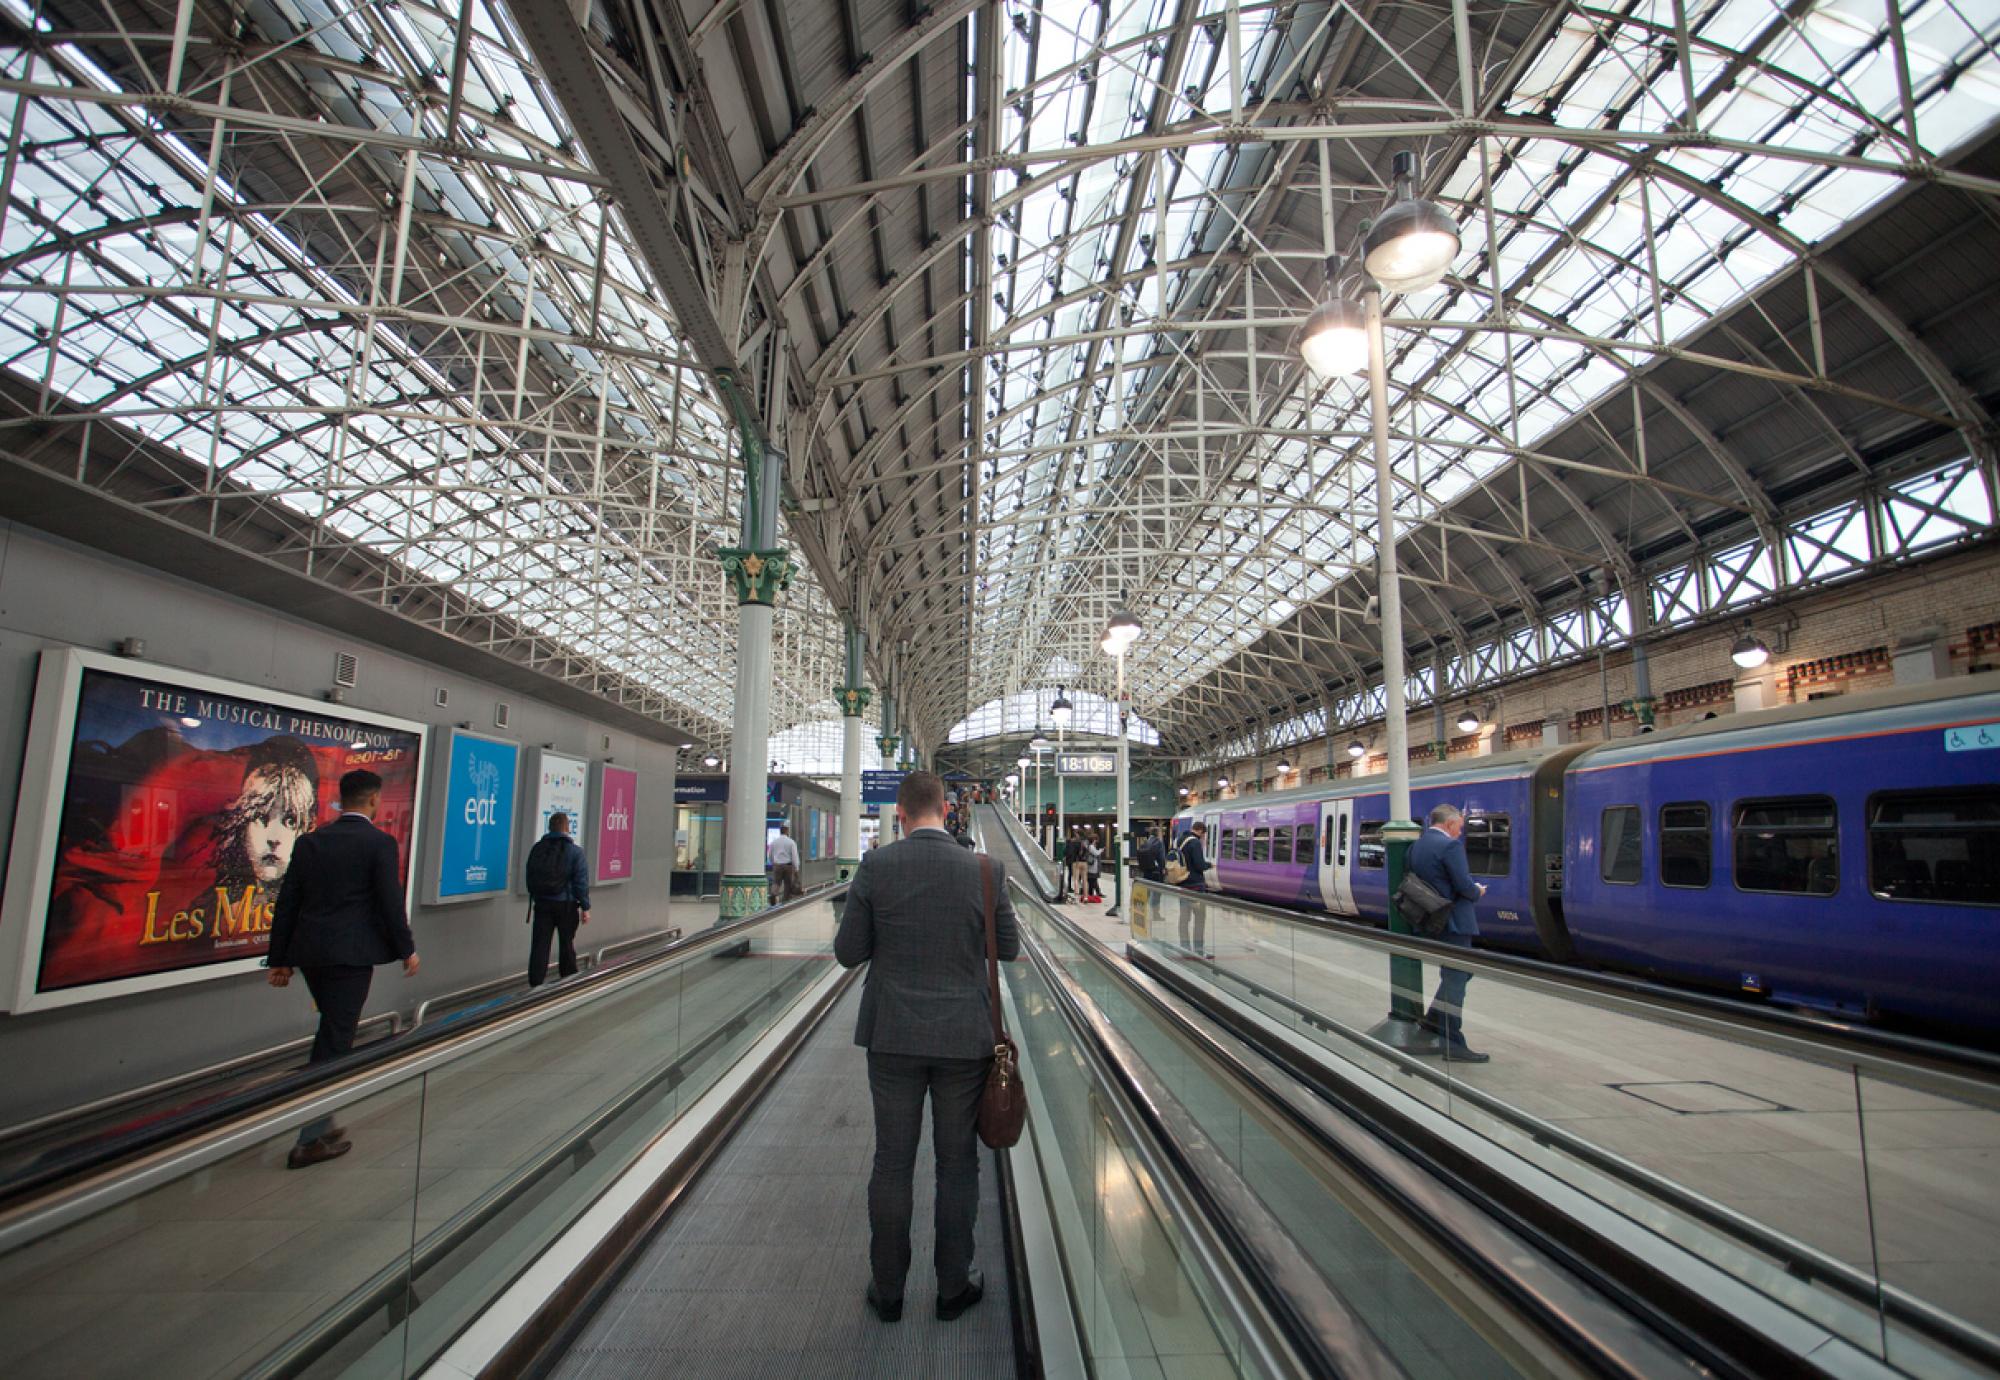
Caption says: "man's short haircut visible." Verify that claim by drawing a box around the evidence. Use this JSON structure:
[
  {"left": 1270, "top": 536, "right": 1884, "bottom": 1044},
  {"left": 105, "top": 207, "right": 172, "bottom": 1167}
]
[
  {"left": 897, "top": 770, "right": 946, "bottom": 819},
  {"left": 1428, "top": 803, "right": 1464, "bottom": 826},
  {"left": 1192, "top": 820, "right": 1207, "bottom": 833},
  {"left": 549, "top": 812, "right": 569, "bottom": 831},
  {"left": 340, "top": 768, "right": 383, "bottom": 806}
]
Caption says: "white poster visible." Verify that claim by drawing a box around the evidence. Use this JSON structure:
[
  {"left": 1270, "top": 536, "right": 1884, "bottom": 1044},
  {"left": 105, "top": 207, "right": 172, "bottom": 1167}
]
[{"left": 518, "top": 748, "right": 589, "bottom": 893}]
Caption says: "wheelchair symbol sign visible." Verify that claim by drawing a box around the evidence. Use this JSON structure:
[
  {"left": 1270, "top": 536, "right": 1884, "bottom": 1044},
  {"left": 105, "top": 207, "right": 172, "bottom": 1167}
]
[{"left": 1943, "top": 723, "right": 2000, "bottom": 752}]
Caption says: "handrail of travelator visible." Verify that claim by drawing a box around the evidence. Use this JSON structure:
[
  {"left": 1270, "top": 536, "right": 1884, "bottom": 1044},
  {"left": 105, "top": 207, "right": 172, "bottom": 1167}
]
[
  {"left": 0, "top": 886, "right": 846, "bottom": 1217},
  {"left": 1129, "top": 878, "right": 2000, "bottom": 1103},
  {"left": 1013, "top": 882, "right": 1891, "bottom": 1380},
  {"left": 1014, "top": 917, "right": 1403, "bottom": 1379}
]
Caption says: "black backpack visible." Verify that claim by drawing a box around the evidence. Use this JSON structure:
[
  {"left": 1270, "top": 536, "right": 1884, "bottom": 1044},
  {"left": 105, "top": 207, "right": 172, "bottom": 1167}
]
[{"left": 525, "top": 835, "right": 571, "bottom": 898}]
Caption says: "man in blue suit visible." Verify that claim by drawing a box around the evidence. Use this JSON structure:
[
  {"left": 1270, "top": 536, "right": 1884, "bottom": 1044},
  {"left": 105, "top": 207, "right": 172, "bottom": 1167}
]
[{"left": 1405, "top": 803, "right": 1489, "bottom": 1063}]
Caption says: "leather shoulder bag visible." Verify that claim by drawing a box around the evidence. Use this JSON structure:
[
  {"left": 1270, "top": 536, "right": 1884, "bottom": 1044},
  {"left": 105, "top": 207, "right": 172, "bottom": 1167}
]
[{"left": 976, "top": 854, "right": 1027, "bottom": 1149}]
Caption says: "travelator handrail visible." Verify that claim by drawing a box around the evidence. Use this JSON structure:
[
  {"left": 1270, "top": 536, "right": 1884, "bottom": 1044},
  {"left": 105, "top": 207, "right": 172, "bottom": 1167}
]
[
  {"left": 1131, "top": 878, "right": 2000, "bottom": 1105},
  {"left": 1009, "top": 880, "right": 1888, "bottom": 1379},
  {"left": 1010, "top": 886, "right": 1397, "bottom": 1378},
  {"left": 0, "top": 887, "right": 840, "bottom": 1227}
]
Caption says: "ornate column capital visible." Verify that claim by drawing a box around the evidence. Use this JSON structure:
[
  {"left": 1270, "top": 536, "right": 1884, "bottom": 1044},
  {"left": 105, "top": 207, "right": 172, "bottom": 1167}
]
[
  {"left": 718, "top": 547, "right": 795, "bottom": 606},
  {"left": 877, "top": 734, "right": 901, "bottom": 759},
  {"left": 834, "top": 684, "right": 873, "bottom": 718}
]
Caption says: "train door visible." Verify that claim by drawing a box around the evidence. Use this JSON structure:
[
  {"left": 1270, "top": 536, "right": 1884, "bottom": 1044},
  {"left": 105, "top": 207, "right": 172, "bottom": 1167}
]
[{"left": 1319, "top": 798, "right": 1356, "bottom": 914}]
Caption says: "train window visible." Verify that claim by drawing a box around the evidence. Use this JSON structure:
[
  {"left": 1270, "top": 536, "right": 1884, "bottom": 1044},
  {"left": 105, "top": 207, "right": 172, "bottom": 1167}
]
[
  {"left": 1219, "top": 827, "right": 1235, "bottom": 861},
  {"left": 1733, "top": 797, "right": 1838, "bottom": 896},
  {"left": 1294, "top": 823, "right": 1316, "bottom": 864},
  {"left": 1252, "top": 827, "right": 1272, "bottom": 863},
  {"left": 1273, "top": 825, "right": 1294, "bottom": 862},
  {"left": 1660, "top": 803, "right": 1711, "bottom": 889},
  {"left": 1233, "top": 827, "right": 1252, "bottom": 861},
  {"left": 1356, "top": 820, "right": 1385, "bottom": 869},
  {"left": 1463, "top": 814, "right": 1511, "bottom": 876},
  {"left": 1600, "top": 807, "right": 1642, "bottom": 885},
  {"left": 1868, "top": 790, "right": 2000, "bottom": 906}
]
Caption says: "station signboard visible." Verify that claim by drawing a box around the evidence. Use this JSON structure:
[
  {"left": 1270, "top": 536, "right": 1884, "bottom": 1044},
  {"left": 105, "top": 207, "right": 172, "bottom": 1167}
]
[{"left": 862, "top": 770, "right": 907, "bottom": 804}]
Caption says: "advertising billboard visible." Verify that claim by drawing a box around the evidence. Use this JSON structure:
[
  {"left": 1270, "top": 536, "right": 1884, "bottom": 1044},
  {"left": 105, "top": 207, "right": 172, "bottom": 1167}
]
[
  {"left": 592, "top": 762, "right": 638, "bottom": 886},
  {"left": 519, "top": 749, "right": 588, "bottom": 893},
  {"left": 426, "top": 729, "right": 520, "bottom": 904},
  {"left": 0, "top": 649, "right": 426, "bottom": 1013}
]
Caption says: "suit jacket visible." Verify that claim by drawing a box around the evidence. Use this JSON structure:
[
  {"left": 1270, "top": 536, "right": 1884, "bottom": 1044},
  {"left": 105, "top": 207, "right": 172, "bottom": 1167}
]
[
  {"left": 268, "top": 814, "right": 416, "bottom": 968},
  {"left": 834, "top": 827, "right": 1021, "bottom": 1060},
  {"left": 1406, "top": 826, "right": 1480, "bottom": 936}
]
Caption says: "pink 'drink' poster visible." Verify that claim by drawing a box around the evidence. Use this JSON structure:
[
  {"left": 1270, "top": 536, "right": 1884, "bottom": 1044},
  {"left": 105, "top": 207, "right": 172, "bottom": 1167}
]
[{"left": 593, "top": 764, "right": 638, "bottom": 885}]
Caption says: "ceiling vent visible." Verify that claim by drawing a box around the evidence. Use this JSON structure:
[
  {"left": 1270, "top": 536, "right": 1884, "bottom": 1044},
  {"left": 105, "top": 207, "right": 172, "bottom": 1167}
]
[
  {"left": 332, "top": 651, "right": 359, "bottom": 688},
  {"left": 434, "top": 686, "right": 450, "bottom": 708},
  {"left": 494, "top": 701, "right": 511, "bottom": 730}
]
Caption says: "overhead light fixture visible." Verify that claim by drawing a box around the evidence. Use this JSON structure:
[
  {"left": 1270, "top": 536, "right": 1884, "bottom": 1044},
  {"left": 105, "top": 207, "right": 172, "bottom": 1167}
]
[
  {"left": 1276, "top": 759, "right": 1293, "bottom": 774},
  {"left": 1017, "top": 755, "right": 1031, "bottom": 768},
  {"left": 1029, "top": 736, "right": 1050, "bottom": 752},
  {"left": 1049, "top": 686, "right": 1073, "bottom": 726},
  {"left": 702, "top": 753, "right": 721, "bottom": 768},
  {"left": 678, "top": 741, "right": 695, "bottom": 751},
  {"left": 1456, "top": 706, "right": 1482, "bottom": 733},
  {"left": 1005, "top": 772, "right": 1019, "bottom": 786},
  {"left": 1298, "top": 297, "right": 1367, "bottom": 380},
  {"left": 1216, "top": 777, "right": 1229, "bottom": 789},
  {"left": 1101, "top": 600, "right": 1142, "bottom": 655},
  {"left": 1362, "top": 151, "right": 1461, "bottom": 294},
  {"left": 1178, "top": 786, "right": 1191, "bottom": 796},
  {"left": 1347, "top": 739, "right": 1367, "bottom": 759},
  {"left": 1731, "top": 629, "right": 1772, "bottom": 670}
]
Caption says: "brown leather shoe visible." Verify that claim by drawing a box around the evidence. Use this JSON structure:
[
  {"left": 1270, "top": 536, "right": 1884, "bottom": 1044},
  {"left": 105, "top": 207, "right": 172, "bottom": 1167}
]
[{"left": 287, "top": 1135, "right": 353, "bottom": 1169}]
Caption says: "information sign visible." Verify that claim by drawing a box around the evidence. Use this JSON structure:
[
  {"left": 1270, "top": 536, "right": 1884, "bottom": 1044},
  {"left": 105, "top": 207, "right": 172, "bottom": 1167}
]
[
  {"left": 1056, "top": 751, "right": 1117, "bottom": 777},
  {"left": 862, "top": 770, "right": 908, "bottom": 804}
]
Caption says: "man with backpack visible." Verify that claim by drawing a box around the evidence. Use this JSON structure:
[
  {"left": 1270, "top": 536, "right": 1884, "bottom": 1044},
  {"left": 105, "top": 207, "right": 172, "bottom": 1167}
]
[
  {"left": 524, "top": 812, "right": 591, "bottom": 986},
  {"left": 1136, "top": 826, "right": 1167, "bottom": 883}
]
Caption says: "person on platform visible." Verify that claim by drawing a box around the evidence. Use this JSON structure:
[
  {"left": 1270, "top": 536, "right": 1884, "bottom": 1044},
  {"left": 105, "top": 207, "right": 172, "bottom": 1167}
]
[
  {"left": 1176, "top": 822, "right": 1212, "bottom": 956},
  {"left": 1064, "top": 829, "right": 1086, "bottom": 898},
  {"left": 1136, "top": 825, "right": 1167, "bottom": 883},
  {"left": 266, "top": 769, "right": 420, "bottom": 1168},
  {"left": 835, "top": 771, "right": 1020, "bottom": 1325},
  {"left": 1084, "top": 832, "right": 1104, "bottom": 903},
  {"left": 1408, "top": 804, "right": 1490, "bottom": 1064},
  {"left": 524, "top": 812, "right": 591, "bottom": 986},
  {"left": 767, "top": 824, "right": 802, "bottom": 903}
]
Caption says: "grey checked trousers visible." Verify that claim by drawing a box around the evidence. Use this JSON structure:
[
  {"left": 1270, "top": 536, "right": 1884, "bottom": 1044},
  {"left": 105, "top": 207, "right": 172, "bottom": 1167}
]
[{"left": 865, "top": 1051, "right": 991, "bottom": 1300}]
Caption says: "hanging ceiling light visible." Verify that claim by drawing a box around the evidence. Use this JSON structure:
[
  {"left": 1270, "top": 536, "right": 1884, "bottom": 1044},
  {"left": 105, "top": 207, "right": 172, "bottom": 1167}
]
[
  {"left": 1276, "top": 759, "right": 1293, "bottom": 774},
  {"left": 1102, "top": 600, "right": 1142, "bottom": 655},
  {"left": 1456, "top": 706, "right": 1482, "bottom": 733},
  {"left": 1298, "top": 297, "right": 1367, "bottom": 380},
  {"left": 1346, "top": 739, "right": 1367, "bottom": 759},
  {"left": 1731, "top": 629, "right": 1772, "bottom": 669},
  {"left": 1362, "top": 151, "right": 1461, "bottom": 293},
  {"left": 1029, "top": 736, "right": 1050, "bottom": 752},
  {"left": 1017, "top": 755, "right": 1031, "bottom": 768},
  {"left": 1178, "top": 786, "right": 1191, "bottom": 796},
  {"left": 702, "top": 753, "right": 721, "bottom": 768},
  {"left": 1049, "top": 686, "right": 1073, "bottom": 726}
]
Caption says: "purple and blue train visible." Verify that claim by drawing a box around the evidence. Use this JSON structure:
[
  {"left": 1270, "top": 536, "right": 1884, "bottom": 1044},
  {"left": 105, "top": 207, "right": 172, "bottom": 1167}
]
[{"left": 1172, "top": 674, "right": 2000, "bottom": 1038}]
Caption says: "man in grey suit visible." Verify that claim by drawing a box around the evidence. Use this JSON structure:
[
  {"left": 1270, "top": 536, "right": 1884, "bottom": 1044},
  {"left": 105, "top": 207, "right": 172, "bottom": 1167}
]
[
  {"left": 835, "top": 770, "right": 1020, "bottom": 1323},
  {"left": 1406, "top": 803, "right": 1490, "bottom": 1063}
]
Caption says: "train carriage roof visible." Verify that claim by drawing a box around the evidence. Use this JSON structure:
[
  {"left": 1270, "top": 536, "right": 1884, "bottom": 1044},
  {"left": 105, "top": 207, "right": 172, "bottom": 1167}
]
[{"left": 1568, "top": 671, "right": 2000, "bottom": 773}]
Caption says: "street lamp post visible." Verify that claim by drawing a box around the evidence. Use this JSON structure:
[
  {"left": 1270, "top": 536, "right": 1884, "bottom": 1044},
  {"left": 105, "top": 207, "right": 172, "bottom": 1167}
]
[
  {"left": 1029, "top": 734, "right": 1051, "bottom": 850},
  {"left": 1101, "top": 602, "right": 1142, "bottom": 920},
  {"left": 1298, "top": 149, "right": 1459, "bottom": 1051},
  {"left": 1051, "top": 687, "right": 1073, "bottom": 899}
]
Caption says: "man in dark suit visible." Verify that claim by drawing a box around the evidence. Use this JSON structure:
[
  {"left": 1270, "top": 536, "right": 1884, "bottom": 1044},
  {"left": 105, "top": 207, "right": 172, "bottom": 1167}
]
[
  {"left": 835, "top": 770, "right": 1020, "bottom": 1324},
  {"left": 267, "top": 768, "right": 421, "bottom": 1167},
  {"left": 1406, "top": 803, "right": 1489, "bottom": 1063}
]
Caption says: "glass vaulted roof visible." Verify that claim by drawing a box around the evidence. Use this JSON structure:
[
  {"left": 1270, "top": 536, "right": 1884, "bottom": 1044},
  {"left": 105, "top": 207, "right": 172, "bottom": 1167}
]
[
  {"left": 960, "top": 0, "right": 2000, "bottom": 743},
  {"left": 0, "top": 0, "right": 845, "bottom": 748}
]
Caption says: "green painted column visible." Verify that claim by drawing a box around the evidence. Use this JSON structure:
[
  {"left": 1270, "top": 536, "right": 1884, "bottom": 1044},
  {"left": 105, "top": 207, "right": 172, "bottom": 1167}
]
[{"left": 717, "top": 373, "right": 795, "bottom": 922}]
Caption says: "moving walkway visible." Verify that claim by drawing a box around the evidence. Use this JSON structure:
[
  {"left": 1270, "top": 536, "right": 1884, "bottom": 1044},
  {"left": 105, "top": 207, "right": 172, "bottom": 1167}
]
[{"left": 1, "top": 823, "right": 1987, "bottom": 1377}]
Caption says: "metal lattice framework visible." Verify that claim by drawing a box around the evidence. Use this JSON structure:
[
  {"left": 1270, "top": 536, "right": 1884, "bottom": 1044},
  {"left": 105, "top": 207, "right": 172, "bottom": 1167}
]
[{"left": 1, "top": 0, "right": 1996, "bottom": 762}]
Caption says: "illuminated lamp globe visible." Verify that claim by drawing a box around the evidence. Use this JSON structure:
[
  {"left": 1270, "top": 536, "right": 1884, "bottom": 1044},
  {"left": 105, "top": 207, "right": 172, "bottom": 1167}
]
[
  {"left": 1456, "top": 707, "right": 1482, "bottom": 733},
  {"left": 1178, "top": 786, "right": 1191, "bottom": 797},
  {"left": 1730, "top": 631, "right": 1772, "bottom": 670},
  {"left": 1215, "top": 776, "right": 1229, "bottom": 789},
  {"left": 1005, "top": 773, "right": 1019, "bottom": 787},
  {"left": 1029, "top": 736, "right": 1050, "bottom": 752},
  {"left": 1102, "top": 604, "right": 1142, "bottom": 655},
  {"left": 1049, "top": 687, "right": 1073, "bottom": 727},
  {"left": 1298, "top": 299, "right": 1366, "bottom": 380},
  {"left": 1017, "top": 756, "right": 1031, "bottom": 768},
  {"left": 1346, "top": 739, "right": 1366, "bottom": 759},
  {"left": 703, "top": 753, "right": 721, "bottom": 768},
  {"left": 1276, "top": 760, "right": 1293, "bottom": 775},
  {"left": 1363, "top": 198, "right": 1461, "bottom": 294}
]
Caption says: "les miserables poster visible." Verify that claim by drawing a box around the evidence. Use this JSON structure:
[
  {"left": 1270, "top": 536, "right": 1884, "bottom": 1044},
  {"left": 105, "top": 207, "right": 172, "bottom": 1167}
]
[{"left": 31, "top": 664, "right": 424, "bottom": 994}]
